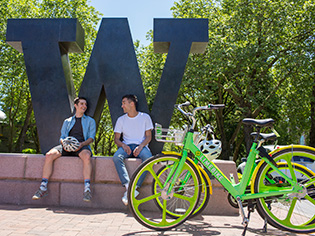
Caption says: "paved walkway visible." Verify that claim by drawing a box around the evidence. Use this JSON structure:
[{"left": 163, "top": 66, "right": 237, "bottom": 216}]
[{"left": 0, "top": 204, "right": 313, "bottom": 236}]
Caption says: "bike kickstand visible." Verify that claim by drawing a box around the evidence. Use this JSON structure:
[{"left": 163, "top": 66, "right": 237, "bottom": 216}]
[
  {"left": 263, "top": 217, "right": 268, "bottom": 233},
  {"left": 263, "top": 202, "right": 271, "bottom": 233},
  {"left": 242, "top": 211, "right": 251, "bottom": 236},
  {"left": 237, "top": 197, "right": 250, "bottom": 236},
  {"left": 241, "top": 200, "right": 254, "bottom": 236},
  {"left": 237, "top": 197, "right": 249, "bottom": 227}
]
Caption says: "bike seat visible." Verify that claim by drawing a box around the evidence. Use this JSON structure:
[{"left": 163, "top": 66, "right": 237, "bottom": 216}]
[
  {"left": 251, "top": 132, "right": 277, "bottom": 141},
  {"left": 242, "top": 118, "right": 275, "bottom": 127}
]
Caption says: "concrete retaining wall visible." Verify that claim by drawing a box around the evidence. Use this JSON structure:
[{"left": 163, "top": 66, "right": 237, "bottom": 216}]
[{"left": 0, "top": 153, "right": 238, "bottom": 215}]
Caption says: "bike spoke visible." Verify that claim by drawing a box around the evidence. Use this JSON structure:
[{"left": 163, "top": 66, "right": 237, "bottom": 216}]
[
  {"left": 284, "top": 198, "right": 297, "bottom": 224},
  {"left": 305, "top": 195, "right": 315, "bottom": 206},
  {"left": 136, "top": 192, "right": 161, "bottom": 206}
]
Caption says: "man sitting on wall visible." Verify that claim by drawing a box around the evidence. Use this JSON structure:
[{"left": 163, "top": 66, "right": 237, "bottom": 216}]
[
  {"left": 32, "top": 97, "right": 96, "bottom": 202},
  {"left": 113, "top": 94, "right": 153, "bottom": 205}
]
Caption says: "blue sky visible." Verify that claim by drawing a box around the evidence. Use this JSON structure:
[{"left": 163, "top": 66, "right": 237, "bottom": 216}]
[{"left": 89, "top": 0, "right": 175, "bottom": 45}]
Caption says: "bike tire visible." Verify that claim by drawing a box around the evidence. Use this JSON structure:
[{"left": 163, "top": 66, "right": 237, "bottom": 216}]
[
  {"left": 128, "top": 154, "right": 201, "bottom": 231},
  {"left": 253, "top": 147, "right": 315, "bottom": 233},
  {"left": 152, "top": 156, "right": 210, "bottom": 219}
]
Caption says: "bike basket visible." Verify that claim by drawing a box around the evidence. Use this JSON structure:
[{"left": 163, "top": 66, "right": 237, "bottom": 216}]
[{"left": 155, "top": 123, "right": 186, "bottom": 146}]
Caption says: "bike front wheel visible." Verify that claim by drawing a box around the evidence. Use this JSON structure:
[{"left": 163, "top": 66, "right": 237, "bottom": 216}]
[
  {"left": 253, "top": 146, "right": 315, "bottom": 233},
  {"left": 152, "top": 156, "right": 210, "bottom": 219},
  {"left": 128, "top": 154, "right": 201, "bottom": 231}
]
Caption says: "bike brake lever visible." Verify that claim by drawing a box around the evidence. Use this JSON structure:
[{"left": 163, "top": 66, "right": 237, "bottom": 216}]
[
  {"left": 182, "top": 101, "right": 191, "bottom": 106},
  {"left": 174, "top": 101, "right": 190, "bottom": 108}
]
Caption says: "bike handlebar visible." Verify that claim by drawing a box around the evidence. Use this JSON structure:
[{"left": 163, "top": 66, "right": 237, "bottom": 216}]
[{"left": 175, "top": 102, "right": 225, "bottom": 130}]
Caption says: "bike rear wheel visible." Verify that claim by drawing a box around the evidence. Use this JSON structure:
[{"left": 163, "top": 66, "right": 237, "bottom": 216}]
[
  {"left": 254, "top": 147, "right": 315, "bottom": 233},
  {"left": 152, "top": 155, "right": 210, "bottom": 219},
  {"left": 128, "top": 154, "right": 201, "bottom": 231}
]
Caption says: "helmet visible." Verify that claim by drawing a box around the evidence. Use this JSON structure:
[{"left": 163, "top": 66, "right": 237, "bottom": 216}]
[
  {"left": 62, "top": 136, "right": 80, "bottom": 152},
  {"left": 197, "top": 139, "right": 222, "bottom": 161}
]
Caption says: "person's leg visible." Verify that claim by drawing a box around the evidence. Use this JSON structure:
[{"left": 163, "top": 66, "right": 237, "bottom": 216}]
[
  {"left": 113, "top": 146, "right": 134, "bottom": 205},
  {"left": 78, "top": 149, "right": 92, "bottom": 181},
  {"left": 113, "top": 147, "right": 131, "bottom": 187},
  {"left": 42, "top": 148, "right": 62, "bottom": 179},
  {"left": 32, "top": 146, "right": 62, "bottom": 200},
  {"left": 136, "top": 146, "right": 152, "bottom": 188},
  {"left": 78, "top": 148, "right": 92, "bottom": 202}
]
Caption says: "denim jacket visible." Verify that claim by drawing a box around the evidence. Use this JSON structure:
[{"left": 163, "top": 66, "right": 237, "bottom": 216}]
[{"left": 60, "top": 114, "right": 96, "bottom": 151}]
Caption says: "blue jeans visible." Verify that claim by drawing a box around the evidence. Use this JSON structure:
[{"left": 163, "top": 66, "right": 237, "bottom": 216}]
[{"left": 113, "top": 144, "right": 152, "bottom": 188}]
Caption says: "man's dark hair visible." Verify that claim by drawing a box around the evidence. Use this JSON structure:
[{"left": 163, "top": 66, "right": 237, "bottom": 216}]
[
  {"left": 122, "top": 94, "right": 138, "bottom": 107},
  {"left": 74, "top": 97, "right": 87, "bottom": 105}
]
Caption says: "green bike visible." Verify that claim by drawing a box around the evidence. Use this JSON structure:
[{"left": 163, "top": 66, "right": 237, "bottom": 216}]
[{"left": 128, "top": 102, "right": 315, "bottom": 233}]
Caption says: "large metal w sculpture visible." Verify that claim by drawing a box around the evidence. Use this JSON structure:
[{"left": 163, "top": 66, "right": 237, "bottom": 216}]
[{"left": 6, "top": 18, "right": 208, "bottom": 154}]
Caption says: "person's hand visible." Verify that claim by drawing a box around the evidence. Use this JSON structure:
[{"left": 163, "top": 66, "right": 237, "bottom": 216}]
[
  {"left": 61, "top": 139, "right": 69, "bottom": 152},
  {"left": 133, "top": 145, "right": 143, "bottom": 157},
  {"left": 74, "top": 142, "right": 83, "bottom": 152},
  {"left": 122, "top": 144, "right": 132, "bottom": 155}
]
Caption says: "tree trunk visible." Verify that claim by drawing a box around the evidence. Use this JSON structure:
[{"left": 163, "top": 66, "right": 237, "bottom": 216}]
[
  {"left": 15, "top": 99, "right": 33, "bottom": 152},
  {"left": 216, "top": 85, "right": 230, "bottom": 160},
  {"left": 233, "top": 133, "right": 244, "bottom": 162},
  {"left": 243, "top": 124, "right": 253, "bottom": 154},
  {"left": 93, "top": 136, "right": 99, "bottom": 155},
  {"left": 31, "top": 126, "right": 40, "bottom": 153},
  {"left": 217, "top": 112, "right": 230, "bottom": 160}
]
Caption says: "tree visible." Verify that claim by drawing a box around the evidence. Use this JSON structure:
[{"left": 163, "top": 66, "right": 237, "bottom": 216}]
[
  {"left": 136, "top": 0, "right": 315, "bottom": 162},
  {"left": 0, "top": 0, "right": 102, "bottom": 153},
  {"left": 169, "top": 0, "right": 315, "bottom": 160}
]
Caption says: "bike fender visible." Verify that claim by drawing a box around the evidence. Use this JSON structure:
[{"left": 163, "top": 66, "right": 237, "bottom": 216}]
[
  {"left": 269, "top": 144, "right": 315, "bottom": 155},
  {"left": 197, "top": 165, "right": 213, "bottom": 195}
]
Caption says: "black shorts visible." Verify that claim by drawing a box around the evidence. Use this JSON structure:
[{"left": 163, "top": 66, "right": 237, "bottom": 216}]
[{"left": 53, "top": 144, "right": 91, "bottom": 157}]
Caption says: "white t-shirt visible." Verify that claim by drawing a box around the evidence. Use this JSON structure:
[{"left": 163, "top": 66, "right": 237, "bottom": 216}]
[{"left": 114, "top": 112, "right": 154, "bottom": 145}]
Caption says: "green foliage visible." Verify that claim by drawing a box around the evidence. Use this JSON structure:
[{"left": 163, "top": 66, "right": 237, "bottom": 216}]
[
  {"left": 172, "top": 0, "right": 315, "bottom": 160},
  {"left": 93, "top": 100, "right": 116, "bottom": 156},
  {"left": 136, "top": 0, "right": 315, "bottom": 161},
  {"left": 22, "top": 148, "right": 37, "bottom": 154}
]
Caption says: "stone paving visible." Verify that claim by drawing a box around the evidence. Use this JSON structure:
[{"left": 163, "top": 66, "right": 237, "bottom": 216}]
[{"left": 0, "top": 204, "right": 313, "bottom": 236}]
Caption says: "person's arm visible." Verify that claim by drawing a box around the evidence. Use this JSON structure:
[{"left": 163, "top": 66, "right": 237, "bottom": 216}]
[
  {"left": 59, "top": 119, "right": 70, "bottom": 143},
  {"left": 76, "top": 137, "right": 93, "bottom": 151},
  {"left": 114, "top": 132, "right": 132, "bottom": 155},
  {"left": 133, "top": 129, "right": 152, "bottom": 157},
  {"left": 87, "top": 118, "right": 96, "bottom": 141}
]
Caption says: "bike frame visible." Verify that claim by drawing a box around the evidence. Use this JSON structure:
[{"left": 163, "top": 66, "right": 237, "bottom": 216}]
[{"left": 166, "top": 130, "right": 304, "bottom": 201}]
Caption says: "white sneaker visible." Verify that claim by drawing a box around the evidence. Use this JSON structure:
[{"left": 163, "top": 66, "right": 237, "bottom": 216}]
[
  {"left": 122, "top": 191, "right": 128, "bottom": 205},
  {"left": 122, "top": 189, "right": 139, "bottom": 206}
]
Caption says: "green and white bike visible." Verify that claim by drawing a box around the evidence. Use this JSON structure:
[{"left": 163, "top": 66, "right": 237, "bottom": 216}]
[{"left": 128, "top": 102, "right": 315, "bottom": 233}]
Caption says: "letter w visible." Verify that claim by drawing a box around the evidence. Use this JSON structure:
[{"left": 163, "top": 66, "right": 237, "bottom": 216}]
[{"left": 6, "top": 18, "right": 208, "bottom": 154}]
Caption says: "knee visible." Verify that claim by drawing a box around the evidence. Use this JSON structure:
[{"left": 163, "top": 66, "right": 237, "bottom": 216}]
[
  {"left": 45, "top": 152, "right": 58, "bottom": 163},
  {"left": 113, "top": 153, "right": 122, "bottom": 162},
  {"left": 83, "top": 155, "right": 91, "bottom": 163},
  {"left": 113, "top": 153, "right": 123, "bottom": 163},
  {"left": 80, "top": 151, "right": 91, "bottom": 163}
]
